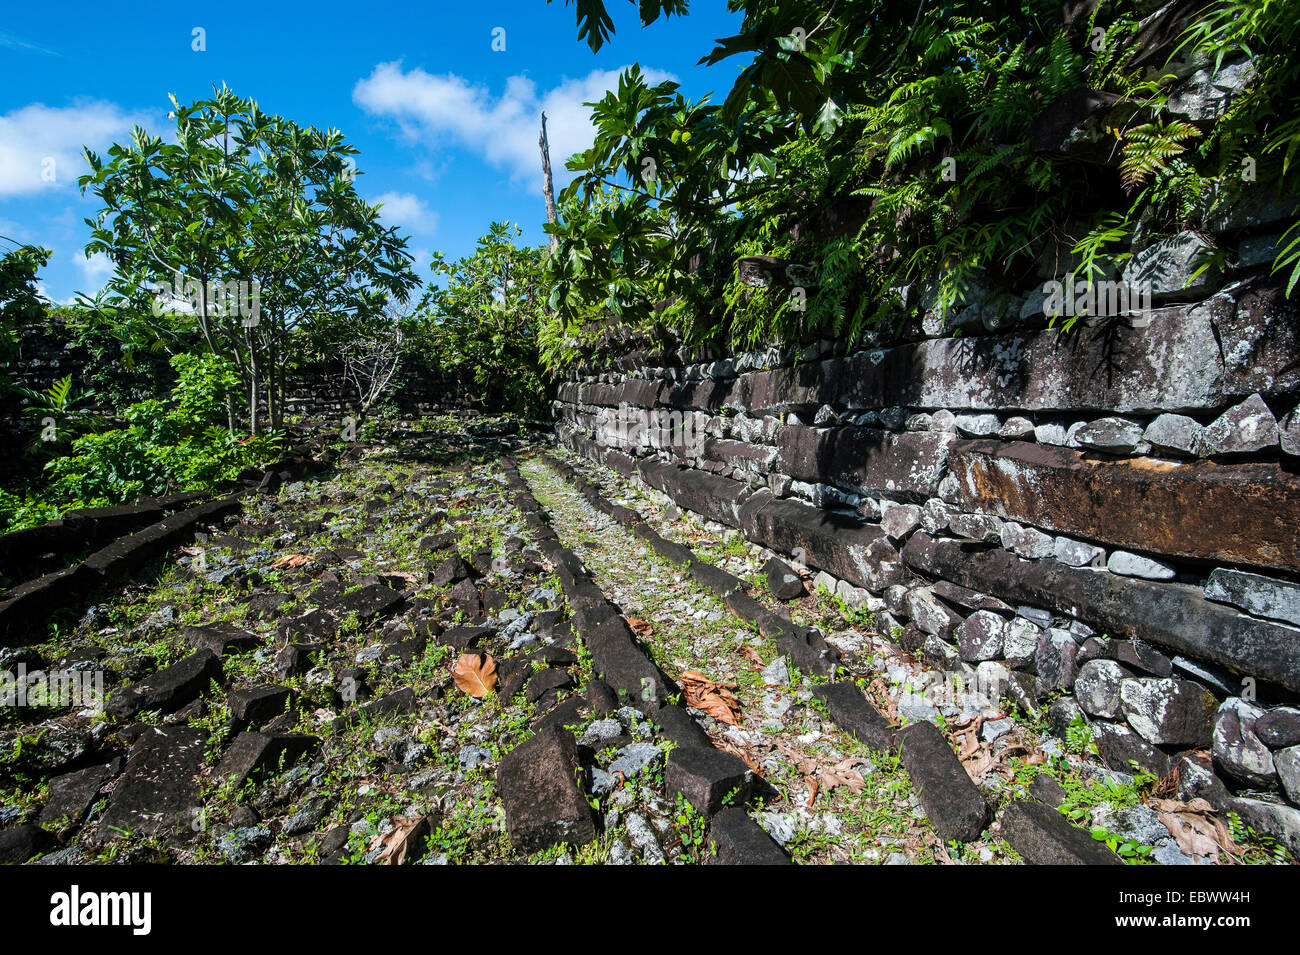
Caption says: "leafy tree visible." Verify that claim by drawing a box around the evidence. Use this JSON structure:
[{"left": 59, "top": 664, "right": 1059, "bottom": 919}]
[
  {"left": 418, "top": 223, "right": 549, "bottom": 416},
  {"left": 78, "top": 86, "right": 420, "bottom": 433},
  {"left": 0, "top": 239, "right": 51, "bottom": 381},
  {"left": 541, "top": 0, "right": 1300, "bottom": 365}
]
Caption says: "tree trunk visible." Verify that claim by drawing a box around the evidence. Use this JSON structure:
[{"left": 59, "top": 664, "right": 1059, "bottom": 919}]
[{"left": 539, "top": 112, "right": 559, "bottom": 251}]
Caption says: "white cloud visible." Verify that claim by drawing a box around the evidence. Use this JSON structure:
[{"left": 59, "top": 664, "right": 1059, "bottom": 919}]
[
  {"left": 370, "top": 190, "right": 438, "bottom": 235},
  {"left": 0, "top": 100, "right": 154, "bottom": 197},
  {"left": 353, "top": 62, "right": 677, "bottom": 190},
  {"left": 74, "top": 250, "right": 114, "bottom": 292}
]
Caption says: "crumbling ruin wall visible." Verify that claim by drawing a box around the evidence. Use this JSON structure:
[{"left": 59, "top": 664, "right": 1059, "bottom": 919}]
[{"left": 554, "top": 271, "right": 1300, "bottom": 851}]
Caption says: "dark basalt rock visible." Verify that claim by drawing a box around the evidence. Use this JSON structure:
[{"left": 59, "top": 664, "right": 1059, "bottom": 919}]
[
  {"left": 105, "top": 649, "right": 224, "bottom": 720},
  {"left": 495, "top": 725, "right": 595, "bottom": 853},
  {"left": 1001, "top": 800, "right": 1123, "bottom": 865}
]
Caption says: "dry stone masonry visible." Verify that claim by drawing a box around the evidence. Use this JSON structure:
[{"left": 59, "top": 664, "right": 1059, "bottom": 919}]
[{"left": 555, "top": 272, "right": 1300, "bottom": 854}]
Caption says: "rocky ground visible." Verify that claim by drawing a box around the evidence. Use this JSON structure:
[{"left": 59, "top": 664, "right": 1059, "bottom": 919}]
[{"left": 0, "top": 414, "right": 1289, "bottom": 864}]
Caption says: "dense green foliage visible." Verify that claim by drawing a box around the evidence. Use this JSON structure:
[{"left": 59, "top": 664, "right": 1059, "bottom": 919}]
[
  {"left": 541, "top": 0, "right": 1300, "bottom": 366},
  {"left": 0, "top": 241, "right": 51, "bottom": 379},
  {"left": 0, "top": 353, "right": 278, "bottom": 530},
  {"left": 78, "top": 85, "right": 420, "bottom": 433},
  {"left": 420, "top": 223, "right": 549, "bottom": 417}
]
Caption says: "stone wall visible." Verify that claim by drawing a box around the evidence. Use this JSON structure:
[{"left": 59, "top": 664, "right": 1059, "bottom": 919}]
[
  {"left": 0, "top": 317, "right": 482, "bottom": 432},
  {"left": 553, "top": 273, "right": 1300, "bottom": 849}
]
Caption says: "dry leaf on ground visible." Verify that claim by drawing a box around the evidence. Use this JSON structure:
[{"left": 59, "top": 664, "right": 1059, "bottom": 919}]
[
  {"left": 774, "top": 742, "right": 867, "bottom": 800},
  {"left": 1151, "top": 797, "right": 1241, "bottom": 863},
  {"left": 623, "top": 615, "right": 653, "bottom": 638},
  {"left": 740, "top": 645, "right": 765, "bottom": 668},
  {"left": 679, "top": 670, "right": 742, "bottom": 725},
  {"left": 452, "top": 652, "right": 498, "bottom": 697},
  {"left": 374, "top": 816, "right": 425, "bottom": 865},
  {"left": 272, "top": 553, "right": 315, "bottom": 569}
]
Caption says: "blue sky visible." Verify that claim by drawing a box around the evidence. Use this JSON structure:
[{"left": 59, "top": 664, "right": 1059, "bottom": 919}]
[{"left": 0, "top": 1, "right": 743, "bottom": 302}]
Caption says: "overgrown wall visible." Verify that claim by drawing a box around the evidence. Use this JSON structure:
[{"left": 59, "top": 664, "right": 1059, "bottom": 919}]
[{"left": 554, "top": 271, "right": 1300, "bottom": 850}]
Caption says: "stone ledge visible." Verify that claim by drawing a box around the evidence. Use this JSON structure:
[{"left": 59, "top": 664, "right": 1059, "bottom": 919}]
[
  {"left": 902, "top": 531, "right": 1300, "bottom": 694},
  {"left": 949, "top": 439, "right": 1300, "bottom": 572}
]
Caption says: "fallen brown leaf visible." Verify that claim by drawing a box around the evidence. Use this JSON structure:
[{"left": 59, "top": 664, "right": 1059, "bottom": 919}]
[
  {"left": 678, "top": 670, "right": 742, "bottom": 725},
  {"left": 740, "top": 645, "right": 765, "bottom": 667},
  {"left": 1151, "top": 797, "right": 1241, "bottom": 863},
  {"left": 623, "top": 615, "right": 653, "bottom": 638},
  {"left": 375, "top": 815, "right": 426, "bottom": 865},
  {"left": 452, "top": 652, "right": 498, "bottom": 698},
  {"left": 272, "top": 553, "right": 315, "bottom": 569}
]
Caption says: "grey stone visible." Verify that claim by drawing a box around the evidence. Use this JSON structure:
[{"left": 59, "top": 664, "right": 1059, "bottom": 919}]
[
  {"left": 1075, "top": 659, "right": 1128, "bottom": 719},
  {"left": 1276, "top": 747, "right": 1300, "bottom": 805},
  {"left": 1142, "top": 413, "right": 1205, "bottom": 457},
  {"left": 608, "top": 742, "right": 663, "bottom": 779},
  {"left": 982, "top": 717, "right": 1013, "bottom": 743},
  {"left": 999, "top": 416, "right": 1035, "bottom": 440},
  {"left": 590, "top": 768, "right": 616, "bottom": 798},
  {"left": 1074, "top": 417, "right": 1145, "bottom": 454},
  {"left": 756, "top": 810, "right": 797, "bottom": 845},
  {"left": 948, "top": 512, "right": 1003, "bottom": 543},
  {"left": 905, "top": 588, "right": 960, "bottom": 637},
  {"left": 879, "top": 406, "right": 908, "bottom": 430},
  {"left": 625, "top": 811, "right": 666, "bottom": 864},
  {"left": 1003, "top": 618, "right": 1041, "bottom": 670},
  {"left": 1120, "top": 678, "right": 1216, "bottom": 746},
  {"left": 926, "top": 409, "right": 956, "bottom": 433},
  {"left": 1093, "top": 721, "right": 1174, "bottom": 777},
  {"left": 955, "top": 610, "right": 1007, "bottom": 663},
  {"left": 880, "top": 502, "right": 923, "bottom": 540},
  {"left": 1255, "top": 708, "right": 1300, "bottom": 749},
  {"left": 281, "top": 796, "right": 330, "bottom": 836},
  {"left": 1034, "top": 423, "right": 1072, "bottom": 446},
  {"left": 1281, "top": 405, "right": 1300, "bottom": 457},
  {"left": 1001, "top": 522, "right": 1055, "bottom": 559},
  {"left": 1201, "top": 394, "right": 1279, "bottom": 455},
  {"left": 1204, "top": 568, "right": 1300, "bottom": 628},
  {"left": 1054, "top": 536, "right": 1105, "bottom": 568},
  {"left": 1092, "top": 803, "right": 1172, "bottom": 849},
  {"left": 1036, "top": 629, "right": 1079, "bottom": 695},
  {"left": 578, "top": 719, "right": 623, "bottom": 747},
  {"left": 1016, "top": 606, "right": 1053, "bottom": 629},
  {"left": 217, "top": 825, "right": 272, "bottom": 864},
  {"left": 1227, "top": 797, "right": 1300, "bottom": 856},
  {"left": 953, "top": 413, "right": 1000, "bottom": 437},
  {"left": 457, "top": 745, "right": 492, "bottom": 774},
  {"left": 1121, "top": 231, "right": 1220, "bottom": 297},
  {"left": 921, "top": 498, "right": 956, "bottom": 535},
  {"left": 1213, "top": 697, "right": 1275, "bottom": 787},
  {"left": 761, "top": 656, "right": 789, "bottom": 685},
  {"left": 1107, "top": 551, "right": 1176, "bottom": 581},
  {"left": 1167, "top": 58, "right": 1256, "bottom": 123}
]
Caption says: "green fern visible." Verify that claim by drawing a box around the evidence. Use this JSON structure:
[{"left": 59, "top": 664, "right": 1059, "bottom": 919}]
[{"left": 1119, "top": 121, "right": 1203, "bottom": 190}]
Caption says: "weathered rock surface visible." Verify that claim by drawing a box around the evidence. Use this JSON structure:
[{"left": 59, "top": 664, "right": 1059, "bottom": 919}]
[
  {"left": 1204, "top": 568, "right": 1300, "bottom": 628},
  {"left": 897, "top": 721, "right": 989, "bottom": 843},
  {"left": 1213, "top": 698, "right": 1276, "bottom": 787},
  {"left": 1000, "top": 800, "right": 1122, "bottom": 865},
  {"left": 495, "top": 726, "right": 595, "bottom": 852},
  {"left": 946, "top": 440, "right": 1300, "bottom": 572},
  {"left": 1119, "top": 677, "right": 1216, "bottom": 746}
]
